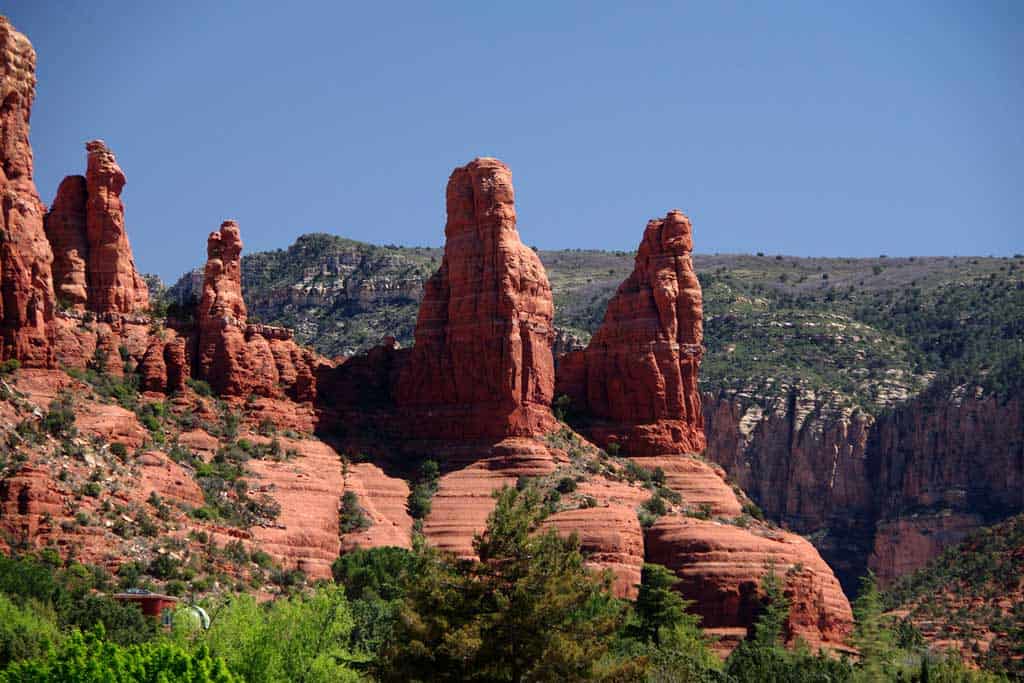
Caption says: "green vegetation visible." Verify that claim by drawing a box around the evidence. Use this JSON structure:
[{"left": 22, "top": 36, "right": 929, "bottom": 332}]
[
  {"left": 0, "top": 504, "right": 1012, "bottom": 681},
  {"left": 884, "top": 514, "right": 1024, "bottom": 677},
  {"left": 0, "top": 627, "right": 239, "bottom": 683},
  {"left": 405, "top": 459, "right": 439, "bottom": 522}
]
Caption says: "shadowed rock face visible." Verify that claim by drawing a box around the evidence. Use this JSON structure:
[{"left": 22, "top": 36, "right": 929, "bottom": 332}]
[
  {"left": 557, "top": 210, "right": 705, "bottom": 456},
  {"left": 395, "top": 157, "right": 558, "bottom": 440},
  {"left": 45, "top": 176, "right": 89, "bottom": 309},
  {"left": 0, "top": 17, "right": 55, "bottom": 366}
]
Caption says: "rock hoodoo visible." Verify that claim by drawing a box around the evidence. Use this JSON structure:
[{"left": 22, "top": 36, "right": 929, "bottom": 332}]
[
  {"left": 45, "top": 141, "right": 150, "bottom": 315},
  {"left": 195, "top": 220, "right": 318, "bottom": 400},
  {"left": 0, "top": 17, "right": 55, "bottom": 366},
  {"left": 395, "top": 157, "right": 558, "bottom": 440},
  {"left": 557, "top": 210, "right": 704, "bottom": 455},
  {"left": 196, "top": 220, "right": 272, "bottom": 395}
]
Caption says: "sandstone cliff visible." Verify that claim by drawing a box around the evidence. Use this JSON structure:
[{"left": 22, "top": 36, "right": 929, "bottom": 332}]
[{"left": 704, "top": 383, "right": 1024, "bottom": 590}]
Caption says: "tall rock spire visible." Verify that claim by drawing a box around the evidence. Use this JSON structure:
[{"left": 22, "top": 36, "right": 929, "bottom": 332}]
[
  {"left": 557, "top": 210, "right": 705, "bottom": 455},
  {"left": 0, "top": 16, "right": 55, "bottom": 365},
  {"left": 395, "top": 157, "right": 558, "bottom": 439},
  {"left": 44, "top": 141, "right": 150, "bottom": 315},
  {"left": 83, "top": 140, "right": 149, "bottom": 314}
]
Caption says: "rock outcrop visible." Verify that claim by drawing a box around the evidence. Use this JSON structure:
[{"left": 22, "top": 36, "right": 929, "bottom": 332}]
[
  {"left": 557, "top": 210, "right": 704, "bottom": 455},
  {"left": 45, "top": 141, "right": 149, "bottom": 315},
  {"left": 395, "top": 158, "right": 558, "bottom": 440},
  {"left": 645, "top": 516, "right": 853, "bottom": 652},
  {"left": 0, "top": 17, "right": 55, "bottom": 367}
]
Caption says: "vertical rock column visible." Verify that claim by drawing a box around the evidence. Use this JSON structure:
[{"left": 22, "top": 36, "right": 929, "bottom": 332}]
[
  {"left": 83, "top": 140, "right": 149, "bottom": 314},
  {"left": 557, "top": 210, "right": 705, "bottom": 455},
  {"left": 395, "top": 157, "right": 558, "bottom": 440},
  {"left": 0, "top": 17, "right": 55, "bottom": 366}
]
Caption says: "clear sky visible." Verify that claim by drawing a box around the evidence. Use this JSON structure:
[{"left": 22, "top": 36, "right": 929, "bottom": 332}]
[{"left": 6, "top": 1, "right": 1022, "bottom": 281}]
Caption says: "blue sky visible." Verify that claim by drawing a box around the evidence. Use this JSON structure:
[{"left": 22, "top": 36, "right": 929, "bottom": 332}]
[{"left": 7, "top": 1, "right": 1022, "bottom": 281}]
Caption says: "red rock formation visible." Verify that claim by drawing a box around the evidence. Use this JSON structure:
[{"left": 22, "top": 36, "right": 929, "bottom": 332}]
[
  {"left": 45, "top": 141, "right": 149, "bottom": 316},
  {"left": 704, "top": 385, "right": 1024, "bottom": 590},
  {"left": 82, "top": 140, "right": 149, "bottom": 314},
  {"left": 44, "top": 176, "right": 89, "bottom": 309},
  {"left": 195, "top": 220, "right": 277, "bottom": 396},
  {"left": 422, "top": 438, "right": 558, "bottom": 558},
  {"left": 245, "top": 437, "right": 346, "bottom": 580},
  {"left": 557, "top": 210, "right": 704, "bottom": 456},
  {"left": 645, "top": 516, "right": 854, "bottom": 652},
  {"left": 629, "top": 456, "right": 743, "bottom": 517},
  {"left": 164, "top": 336, "right": 189, "bottom": 392},
  {"left": 139, "top": 338, "right": 168, "bottom": 392},
  {"left": 395, "top": 158, "right": 557, "bottom": 440},
  {"left": 0, "top": 17, "right": 55, "bottom": 367}
]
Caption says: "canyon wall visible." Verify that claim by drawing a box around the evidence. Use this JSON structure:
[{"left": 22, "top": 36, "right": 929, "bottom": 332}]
[{"left": 704, "top": 384, "right": 1024, "bottom": 589}]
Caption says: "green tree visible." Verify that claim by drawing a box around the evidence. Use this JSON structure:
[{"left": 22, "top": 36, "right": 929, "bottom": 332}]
[
  {"left": 193, "top": 585, "right": 361, "bottom": 683},
  {"left": 0, "top": 595, "right": 61, "bottom": 668},
  {"left": 380, "top": 485, "right": 625, "bottom": 681},
  {"left": 851, "top": 571, "right": 898, "bottom": 680},
  {"left": 632, "top": 563, "right": 691, "bottom": 645},
  {"left": 752, "top": 563, "right": 789, "bottom": 648}
]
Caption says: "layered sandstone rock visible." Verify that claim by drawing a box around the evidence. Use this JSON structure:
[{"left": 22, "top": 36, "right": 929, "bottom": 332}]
[
  {"left": 557, "top": 210, "right": 704, "bottom": 455},
  {"left": 45, "top": 141, "right": 149, "bottom": 315},
  {"left": 542, "top": 505, "right": 644, "bottom": 599},
  {"left": 645, "top": 516, "right": 853, "bottom": 651},
  {"left": 630, "top": 456, "right": 743, "bottom": 517},
  {"left": 0, "top": 17, "right": 55, "bottom": 366},
  {"left": 422, "top": 438, "right": 559, "bottom": 559},
  {"left": 339, "top": 463, "right": 414, "bottom": 552},
  {"left": 245, "top": 437, "right": 346, "bottom": 580},
  {"left": 395, "top": 158, "right": 557, "bottom": 440}
]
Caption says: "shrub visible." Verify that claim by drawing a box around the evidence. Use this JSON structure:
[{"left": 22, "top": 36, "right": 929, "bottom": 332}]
[
  {"left": 339, "top": 491, "right": 371, "bottom": 533},
  {"left": 186, "top": 378, "right": 213, "bottom": 397},
  {"left": 556, "top": 476, "right": 578, "bottom": 494}
]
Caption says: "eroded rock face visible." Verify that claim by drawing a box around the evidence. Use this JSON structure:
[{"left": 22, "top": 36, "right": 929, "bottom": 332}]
[
  {"left": 0, "top": 17, "right": 55, "bottom": 366},
  {"left": 195, "top": 221, "right": 277, "bottom": 396},
  {"left": 557, "top": 210, "right": 704, "bottom": 456},
  {"left": 395, "top": 158, "right": 557, "bottom": 440},
  {"left": 645, "top": 516, "right": 853, "bottom": 651},
  {"left": 45, "top": 141, "right": 149, "bottom": 316},
  {"left": 83, "top": 140, "right": 149, "bottom": 314}
]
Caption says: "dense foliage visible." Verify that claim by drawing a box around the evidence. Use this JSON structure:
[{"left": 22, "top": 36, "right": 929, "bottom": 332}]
[{"left": 0, "top": 497, "right": 1015, "bottom": 681}]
